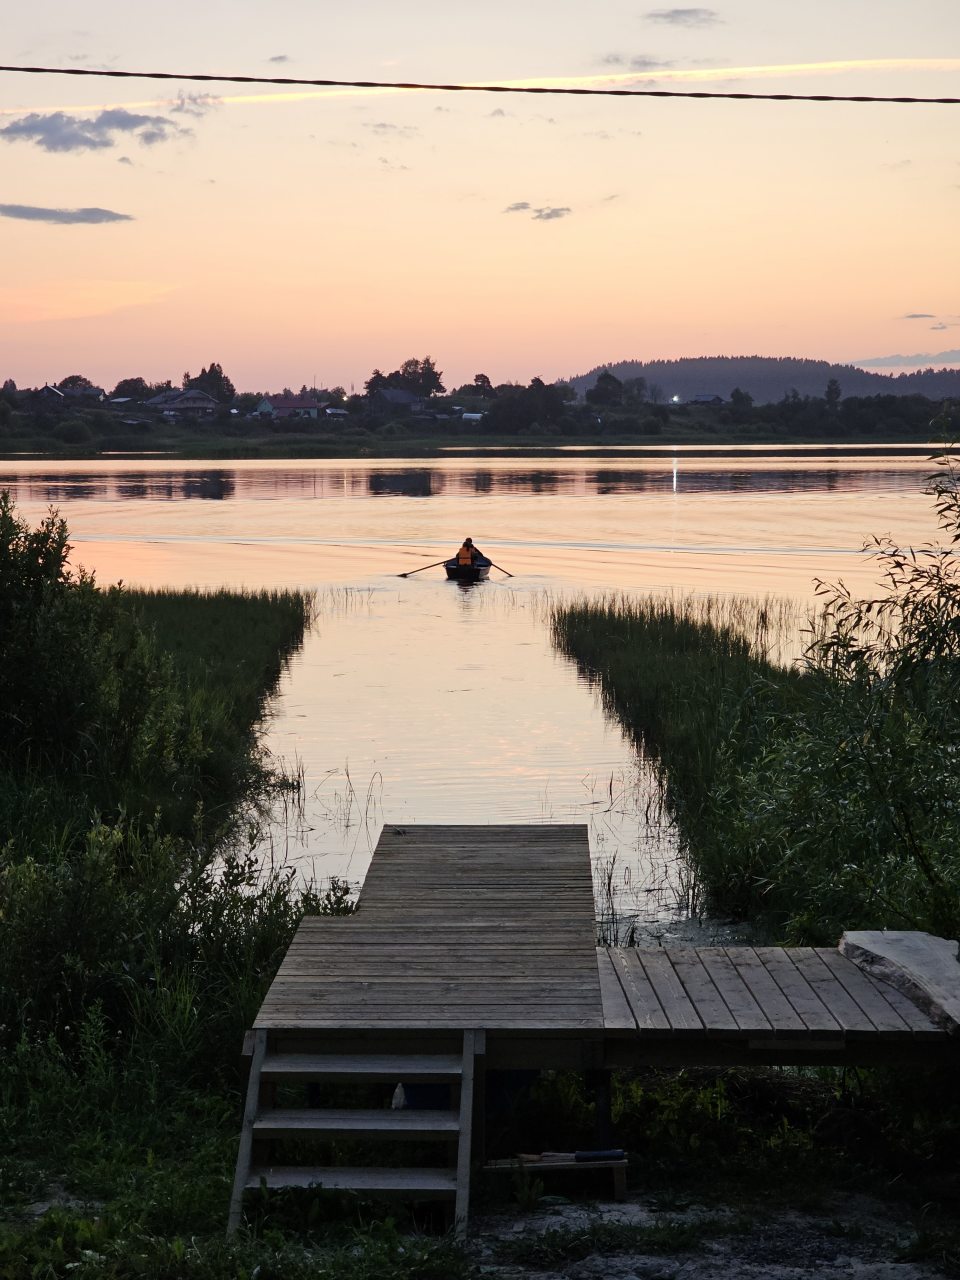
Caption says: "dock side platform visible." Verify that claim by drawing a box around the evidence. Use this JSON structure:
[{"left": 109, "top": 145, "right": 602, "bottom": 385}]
[{"left": 228, "top": 824, "right": 960, "bottom": 1234}]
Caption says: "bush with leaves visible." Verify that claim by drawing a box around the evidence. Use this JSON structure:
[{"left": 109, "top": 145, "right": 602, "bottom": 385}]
[
  {"left": 708, "top": 458, "right": 960, "bottom": 942},
  {"left": 0, "top": 491, "right": 183, "bottom": 792}
]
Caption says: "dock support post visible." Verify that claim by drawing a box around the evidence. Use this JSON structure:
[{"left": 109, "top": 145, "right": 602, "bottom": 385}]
[
  {"left": 586, "top": 1068, "right": 614, "bottom": 1149},
  {"left": 454, "top": 1029, "right": 479, "bottom": 1237}
]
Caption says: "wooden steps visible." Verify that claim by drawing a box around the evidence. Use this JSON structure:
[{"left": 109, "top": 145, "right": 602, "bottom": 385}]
[
  {"left": 260, "top": 1053, "right": 463, "bottom": 1083},
  {"left": 245, "top": 1166, "right": 458, "bottom": 1193},
  {"left": 227, "top": 1029, "right": 478, "bottom": 1236},
  {"left": 252, "top": 1108, "right": 460, "bottom": 1138}
]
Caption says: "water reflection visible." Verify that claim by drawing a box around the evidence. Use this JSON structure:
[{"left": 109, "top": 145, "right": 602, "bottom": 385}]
[
  {"left": 0, "top": 458, "right": 933, "bottom": 503},
  {"left": 4, "top": 470, "right": 237, "bottom": 502}
]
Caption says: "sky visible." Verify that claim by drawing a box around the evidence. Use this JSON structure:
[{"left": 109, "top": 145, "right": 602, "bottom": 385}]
[{"left": 1, "top": 0, "right": 959, "bottom": 394}]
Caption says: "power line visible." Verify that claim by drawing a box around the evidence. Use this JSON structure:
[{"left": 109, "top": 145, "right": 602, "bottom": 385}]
[{"left": 0, "top": 63, "right": 958, "bottom": 105}]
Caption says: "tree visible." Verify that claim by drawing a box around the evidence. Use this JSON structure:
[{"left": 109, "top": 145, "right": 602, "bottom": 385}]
[
  {"left": 364, "top": 369, "right": 389, "bottom": 395},
  {"left": 483, "top": 377, "right": 565, "bottom": 434},
  {"left": 2, "top": 378, "right": 17, "bottom": 394},
  {"left": 58, "top": 374, "right": 95, "bottom": 391},
  {"left": 647, "top": 383, "right": 665, "bottom": 406},
  {"left": 729, "top": 387, "right": 754, "bottom": 424},
  {"left": 397, "top": 356, "right": 445, "bottom": 398},
  {"left": 623, "top": 376, "right": 647, "bottom": 405},
  {"left": 586, "top": 370, "right": 623, "bottom": 407},
  {"left": 825, "top": 378, "right": 842, "bottom": 412},
  {"left": 365, "top": 357, "right": 446, "bottom": 399},
  {"left": 472, "top": 373, "right": 496, "bottom": 399},
  {"left": 183, "top": 362, "right": 236, "bottom": 403},
  {"left": 111, "top": 377, "right": 151, "bottom": 400}
]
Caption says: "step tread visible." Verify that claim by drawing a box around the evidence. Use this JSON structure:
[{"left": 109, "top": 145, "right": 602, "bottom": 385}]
[
  {"left": 253, "top": 1108, "right": 460, "bottom": 1135},
  {"left": 260, "top": 1053, "right": 462, "bottom": 1080},
  {"left": 246, "top": 1165, "right": 458, "bottom": 1193}
]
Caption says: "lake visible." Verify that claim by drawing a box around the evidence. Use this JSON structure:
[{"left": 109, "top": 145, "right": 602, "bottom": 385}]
[{"left": 2, "top": 449, "right": 946, "bottom": 940}]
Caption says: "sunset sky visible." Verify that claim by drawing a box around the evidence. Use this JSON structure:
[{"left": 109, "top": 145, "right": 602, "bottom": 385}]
[{"left": 2, "top": 0, "right": 958, "bottom": 393}]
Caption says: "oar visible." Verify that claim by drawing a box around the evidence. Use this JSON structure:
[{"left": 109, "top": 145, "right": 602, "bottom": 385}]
[
  {"left": 398, "top": 558, "right": 448, "bottom": 578},
  {"left": 488, "top": 561, "right": 514, "bottom": 578}
]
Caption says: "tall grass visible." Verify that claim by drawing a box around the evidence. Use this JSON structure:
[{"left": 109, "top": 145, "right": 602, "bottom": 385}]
[
  {"left": 552, "top": 592, "right": 807, "bottom": 905},
  {"left": 553, "top": 463, "right": 960, "bottom": 943}
]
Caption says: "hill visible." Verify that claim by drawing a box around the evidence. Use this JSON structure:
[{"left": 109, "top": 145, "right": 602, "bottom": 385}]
[{"left": 568, "top": 356, "right": 960, "bottom": 404}]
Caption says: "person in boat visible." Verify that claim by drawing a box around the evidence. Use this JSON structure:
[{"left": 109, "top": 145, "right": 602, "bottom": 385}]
[{"left": 456, "top": 536, "right": 484, "bottom": 566}]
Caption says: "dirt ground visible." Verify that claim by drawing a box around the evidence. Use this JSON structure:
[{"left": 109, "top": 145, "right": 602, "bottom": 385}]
[{"left": 472, "top": 1191, "right": 952, "bottom": 1280}]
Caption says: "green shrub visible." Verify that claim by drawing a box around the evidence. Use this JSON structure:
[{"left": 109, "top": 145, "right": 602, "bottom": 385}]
[{"left": 707, "top": 461, "right": 960, "bottom": 941}]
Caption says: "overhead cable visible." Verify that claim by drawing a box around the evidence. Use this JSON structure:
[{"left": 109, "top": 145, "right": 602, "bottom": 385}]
[{"left": 0, "top": 63, "right": 958, "bottom": 105}]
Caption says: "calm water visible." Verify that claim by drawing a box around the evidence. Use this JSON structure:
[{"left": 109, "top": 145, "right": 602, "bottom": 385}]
[{"left": 2, "top": 450, "right": 944, "bottom": 940}]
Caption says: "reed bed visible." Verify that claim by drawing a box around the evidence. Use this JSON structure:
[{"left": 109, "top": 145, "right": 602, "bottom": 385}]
[
  {"left": 552, "top": 592, "right": 807, "bottom": 910},
  {"left": 552, "top": 465, "right": 960, "bottom": 945}
]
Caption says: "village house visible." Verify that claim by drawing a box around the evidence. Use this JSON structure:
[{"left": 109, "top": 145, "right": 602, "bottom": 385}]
[
  {"left": 255, "top": 393, "right": 329, "bottom": 422},
  {"left": 145, "top": 389, "right": 220, "bottom": 416},
  {"left": 687, "top": 393, "right": 725, "bottom": 407},
  {"left": 369, "top": 387, "right": 425, "bottom": 414}
]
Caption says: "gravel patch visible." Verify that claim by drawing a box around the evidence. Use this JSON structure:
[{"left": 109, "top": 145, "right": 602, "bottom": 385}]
[{"left": 472, "top": 1191, "right": 949, "bottom": 1280}]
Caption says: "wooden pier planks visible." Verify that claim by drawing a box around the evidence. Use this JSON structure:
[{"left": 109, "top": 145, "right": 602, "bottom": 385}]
[
  {"left": 255, "top": 824, "right": 603, "bottom": 1031},
  {"left": 254, "top": 821, "right": 952, "bottom": 1052},
  {"left": 600, "top": 944, "right": 945, "bottom": 1045}
]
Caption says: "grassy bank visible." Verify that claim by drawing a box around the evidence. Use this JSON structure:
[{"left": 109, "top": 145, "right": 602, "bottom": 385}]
[
  {"left": 552, "top": 466, "right": 960, "bottom": 945},
  {"left": 552, "top": 592, "right": 808, "bottom": 922},
  {"left": 0, "top": 495, "right": 469, "bottom": 1277},
  {"left": 1, "top": 430, "right": 952, "bottom": 463}
]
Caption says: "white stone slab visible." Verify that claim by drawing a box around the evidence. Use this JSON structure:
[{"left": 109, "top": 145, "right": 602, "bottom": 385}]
[{"left": 839, "top": 931, "right": 960, "bottom": 1034}]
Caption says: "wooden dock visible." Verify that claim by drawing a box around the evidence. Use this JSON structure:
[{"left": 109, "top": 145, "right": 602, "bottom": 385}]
[
  {"left": 255, "top": 824, "right": 602, "bottom": 1031},
  {"left": 229, "top": 823, "right": 960, "bottom": 1235}
]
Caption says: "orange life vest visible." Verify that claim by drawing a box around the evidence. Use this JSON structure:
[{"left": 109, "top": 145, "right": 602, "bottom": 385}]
[{"left": 457, "top": 543, "right": 474, "bottom": 566}]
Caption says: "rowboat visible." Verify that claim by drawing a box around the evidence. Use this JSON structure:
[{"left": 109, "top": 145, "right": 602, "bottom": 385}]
[{"left": 444, "top": 557, "right": 491, "bottom": 582}]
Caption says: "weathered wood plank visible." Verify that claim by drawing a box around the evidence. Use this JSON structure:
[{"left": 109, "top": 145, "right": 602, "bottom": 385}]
[
  {"left": 723, "top": 948, "right": 807, "bottom": 1034},
  {"left": 260, "top": 1053, "right": 462, "bottom": 1080},
  {"left": 245, "top": 1166, "right": 457, "bottom": 1193},
  {"left": 253, "top": 1109, "right": 460, "bottom": 1136},
  {"left": 696, "top": 950, "right": 772, "bottom": 1035},
  {"left": 753, "top": 948, "right": 842, "bottom": 1035},
  {"left": 256, "top": 824, "right": 601, "bottom": 1033},
  {"left": 635, "top": 951, "right": 703, "bottom": 1033},
  {"left": 860, "top": 972, "right": 944, "bottom": 1037},
  {"left": 596, "top": 948, "right": 636, "bottom": 1030},
  {"left": 840, "top": 931, "right": 960, "bottom": 1034},
  {"left": 670, "top": 950, "right": 738, "bottom": 1033},
  {"left": 227, "top": 1028, "right": 267, "bottom": 1234},
  {"left": 813, "top": 948, "right": 910, "bottom": 1036},
  {"left": 789, "top": 949, "right": 875, "bottom": 1034},
  {"left": 610, "top": 949, "right": 671, "bottom": 1032}
]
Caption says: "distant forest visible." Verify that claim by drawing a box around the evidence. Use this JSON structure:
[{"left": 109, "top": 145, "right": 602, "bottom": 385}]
[{"left": 569, "top": 357, "right": 960, "bottom": 404}]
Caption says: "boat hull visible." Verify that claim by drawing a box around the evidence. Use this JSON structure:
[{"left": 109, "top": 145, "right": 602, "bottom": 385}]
[{"left": 444, "top": 559, "right": 491, "bottom": 582}]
